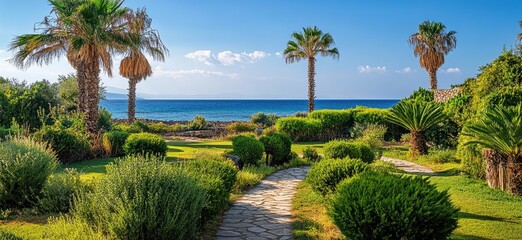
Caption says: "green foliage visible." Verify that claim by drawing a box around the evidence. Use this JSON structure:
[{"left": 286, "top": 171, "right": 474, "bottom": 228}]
[
  {"left": 45, "top": 216, "right": 107, "bottom": 240},
  {"left": 306, "top": 158, "right": 370, "bottom": 196},
  {"left": 324, "top": 140, "right": 361, "bottom": 160},
  {"left": 457, "top": 134, "right": 486, "bottom": 179},
  {"left": 309, "top": 110, "right": 353, "bottom": 139},
  {"left": 147, "top": 122, "right": 186, "bottom": 133},
  {"left": 275, "top": 117, "right": 322, "bottom": 142},
  {"left": 231, "top": 135, "right": 264, "bottom": 166},
  {"left": 56, "top": 74, "right": 107, "bottom": 112},
  {"left": 123, "top": 133, "right": 167, "bottom": 156},
  {"left": 129, "top": 120, "right": 149, "bottom": 133},
  {"left": 226, "top": 122, "right": 257, "bottom": 133},
  {"left": 188, "top": 115, "right": 209, "bottom": 130},
  {"left": 388, "top": 101, "right": 446, "bottom": 132},
  {"left": 72, "top": 155, "right": 205, "bottom": 240},
  {"left": 330, "top": 171, "right": 459, "bottom": 240},
  {"left": 0, "top": 230, "right": 23, "bottom": 240},
  {"left": 353, "top": 142, "right": 376, "bottom": 163},
  {"left": 351, "top": 107, "right": 406, "bottom": 141},
  {"left": 232, "top": 165, "right": 277, "bottom": 193},
  {"left": 102, "top": 131, "right": 130, "bottom": 157},
  {"left": 250, "top": 112, "right": 279, "bottom": 127},
  {"left": 38, "top": 168, "right": 84, "bottom": 213},
  {"left": 182, "top": 159, "right": 238, "bottom": 197},
  {"left": 111, "top": 123, "right": 132, "bottom": 133},
  {"left": 425, "top": 118, "right": 460, "bottom": 149},
  {"left": 33, "top": 123, "right": 91, "bottom": 164},
  {"left": 302, "top": 146, "right": 321, "bottom": 162},
  {"left": 418, "top": 149, "right": 458, "bottom": 164},
  {"left": 0, "top": 137, "right": 58, "bottom": 209},
  {"left": 259, "top": 133, "right": 293, "bottom": 166},
  {"left": 355, "top": 123, "right": 387, "bottom": 150},
  {"left": 0, "top": 127, "right": 13, "bottom": 141},
  {"left": 405, "top": 87, "right": 434, "bottom": 102},
  {"left": 97, "top": 108, "right": 112, "bottom": 131}
]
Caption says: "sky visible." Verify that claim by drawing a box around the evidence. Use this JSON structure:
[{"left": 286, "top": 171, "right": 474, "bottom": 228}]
[{"left": 0, "top": 0, "right": 521, "bottom": 99}]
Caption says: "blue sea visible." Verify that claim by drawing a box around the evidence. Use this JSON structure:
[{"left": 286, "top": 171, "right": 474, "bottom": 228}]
[{"left": 99, "top": 99, "right": 399, "bottom": 121}]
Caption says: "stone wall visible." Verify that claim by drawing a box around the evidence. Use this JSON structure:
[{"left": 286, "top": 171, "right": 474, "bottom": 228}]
[{"left": 434, "top": 87, "right": 462, "bottom": 103}]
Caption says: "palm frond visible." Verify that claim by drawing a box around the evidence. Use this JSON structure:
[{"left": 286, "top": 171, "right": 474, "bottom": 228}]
[{"left": 387, "top": 100, "right": 446, "bottom": 132}]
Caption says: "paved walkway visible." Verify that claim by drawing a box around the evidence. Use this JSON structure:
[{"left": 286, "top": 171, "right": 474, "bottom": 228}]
[
  {"left": 217, "top": 167, "right": 309, "bottom": 240},
  {"left": 381, "top": 156, "right": 435, "bottom": 175}
]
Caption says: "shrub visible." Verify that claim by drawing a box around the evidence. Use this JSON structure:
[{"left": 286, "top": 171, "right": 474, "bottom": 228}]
[
  {"left": 111, "top": 123, "right": 133, "bottom": 133},
  {"left": 129, "top": 120, "right": 149, "bottom": 133},
  {"left": 0, "top": 230, "right": 23, "bottom": 240},
  {"left": 193, "top": 149, "right": 227, "bottom": 162},
  {"left": 419, "top": 150, "right": 459, "bottom": 164},
  {"left": 45, "top": 216, "right": 106, "bottom": 240},
  {"left": 123, "top": 133, "right": 167, "bottom": 156},
  {"left": 425, "top": 118, "right": 460, "bottom": 149},
  {"left": 72, "top": 155, "right": 206, "bottom": 240},
  {"left": 182, "top": 159, "right": 238, "bottom": 196},
  {"left": 309, "top": 110, "right": 353, "bottom": 139},
  {"left": 232, "top": 165, "right": 277, "bottom": 193},
  {"left": 226, "top": 122, "right": 257, "bottom": 134},
  {"left": 38, "top": 168, "right": 84, "bottom": 213},
  {"left": 250, "top": 112, "right": 279, "bottom": 127},
  {"left": 0, "top": 137, "right": 58, "bottom": 209},
  {"left": 353, "top": 142, "right": 376, "bottom": 163},
  {"left": 147, "top": 122, "right": 171, "bottom": 133},
  {"left": 330, "top": 171, "right": 458, "bottom": 240},
  {"left": 0, "top": 127, "right": 13, "bottom": 141},
  {"left": 275, "top": 117, "right": 322, "bottom": 142},
  {"left": 324, "top": 140, "right": 361, "bottom": 160},
  {"left": 97, "top": 108, "right": 112, "bottom": 132},
  {"left": 33, "top": 125, "right": 90, "bottom": 164},
  {"left": 259, "top": 133, "right": 292, "bottom": 166},
  {"left": 306, "top": 159, "right": 370, "bottom": 196},
  {"left": 457, "top": 135, "right": 486, "bottom": 179},
  {"left": 102, "top": 131, "right": 130, "bottom": 157},
  {"left": 188, "top": 115, "right": 209, "bottom": 130},
  {"left": 231, "top": 135, "right": 264, "bottom": 166},
  {"left": 355, "top": 123, "right": 387, "bottom": 150},
  {"left": 302, "top": 146, "right": 321, "bottom": 162}
]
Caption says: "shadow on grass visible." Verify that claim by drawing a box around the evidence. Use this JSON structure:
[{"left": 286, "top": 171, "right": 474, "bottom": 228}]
[
  {"left": 451, "top": 233, "right": 490, "bottom": 240},
  {"left": 59, "top": 158, "right": 115, "bottom": 174},
  {"left": 459, "top": 212, "right": 515, "bottom": 223}
]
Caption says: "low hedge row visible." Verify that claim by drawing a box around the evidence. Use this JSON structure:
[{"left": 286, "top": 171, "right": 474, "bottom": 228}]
[{"left": 324, "top": 140, "right": 375, "bottom": 163}]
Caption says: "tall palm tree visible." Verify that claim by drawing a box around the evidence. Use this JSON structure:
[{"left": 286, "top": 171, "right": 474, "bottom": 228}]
[
  {"left": 284, "top": 26, "right": 339, "bottom": 112},
  {"left": 518, "top": 21, "right": 522, "bottom": 42},
  {"left": 408, "top": 21, "right": 457, "bottom": 90},
  {"left": 462, "top": 105, "right": 522, "bottom": 195},
  {"left": 9, "top": 0, "right": 134, "bottom": 134},
  {"left": 387, "top": 101, "right": 446, "bottom": 156},
  {"left": 119, "top": 9, "right": 168, "bottom": 123}
]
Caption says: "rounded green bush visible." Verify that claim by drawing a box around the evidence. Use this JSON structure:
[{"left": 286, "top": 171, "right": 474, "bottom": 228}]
[
  {"left": 38, "top": 168, "right": 84, "bottom": 213},
  {"left": 72, "top": 155, "right": 205, "bottom": 240},
  {"left": 103, "top": 131, "right": 130, "bottom": 157},
  {"left": 306, "top": 158, "right": 370, "bottom": 196},
  {"left": 302, "top": 146, "right": 321, "bottom": 162},
  {"left": 226, "top": 122, "right": 257, "bottom": 134},
  {"left": 353, "top": 142, "right": 376, "bottom": 163},
  {"left": 33, "top": 125, "right": 91, "bottom": 164},
  {"left": 324, "top": 140, "right": 361, "bottom": 160},
  {"left": 231, "top": 135, "right": 264, "bottom": 166},
  {"left": 182, "top": 159, "right": 238, "bottom": 196},
  {"left": 275, "top": 117, "right": 322, "bottom": 142},
  {"left": 330, "top": 171, "right": 459, "bottom": 240},
  {"left": 259, "top": 133, "right": 292, "bottom": 166},
  {"left": 250, "top": 112, "right": 279, "bottom": 127},
  {"left": 0, "top": 137, "right": 58, "bottom": 208},
  {"left": 123, "top": 133, "right": 167, "bottom": 156},
  {"left": 309, "top": 110, "right": 353, "bottom": 139}
]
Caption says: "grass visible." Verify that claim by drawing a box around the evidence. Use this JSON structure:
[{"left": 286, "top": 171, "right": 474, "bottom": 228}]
[{"left": 382, "top": 144, "right": 462, "bottom": 172}]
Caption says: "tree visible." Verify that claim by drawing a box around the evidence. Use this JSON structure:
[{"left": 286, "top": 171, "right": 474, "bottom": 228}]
[
  {"left": 519, "top": 21, "right": 522, "bottom": 41},
  {"left": 119, "top": 9, "right": 168, "bottom": 123},
  {"left": 57, "top": 73, "right": 106, "bottom": 112},
  {"left": 462, "top": 105, "right": 522, "bottom": 195},
  {"left": 284, "top": 26, "right": 339, "bottom": 112},
  {"left": 387, "top": 101, "right": 446, "bottom": 156},
  {"left": 9, "top": 0, "right": 134, "bottom": 134},
  {"left": 408, "top": 21, "right": 457, "bottom": 90}
]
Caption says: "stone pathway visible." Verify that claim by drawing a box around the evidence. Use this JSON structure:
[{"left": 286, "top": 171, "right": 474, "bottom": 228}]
[
  {"left": 217, "top": 167, "right": 310, "bottom": 240},
  {"left": 381, "top": 156, "right": 435, "bottom": 175}
]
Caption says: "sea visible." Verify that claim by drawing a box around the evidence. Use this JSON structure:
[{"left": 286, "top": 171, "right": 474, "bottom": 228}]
[{"left": 99, "top": 99, "right": 399, "bottom": 121}]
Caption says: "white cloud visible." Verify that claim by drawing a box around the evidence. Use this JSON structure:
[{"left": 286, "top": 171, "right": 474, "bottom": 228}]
[
  {"left": 395, "top": 67, "right": 415, "bottom": 74},
  {"left": 184, "top": 50, "right": 214, "bottom": 66},
  {"left": 154, "top": 66, "right": 239, "bottom": 79},
  {"left": 358, "top": 65, "right": 387, "bottom": 73},
  {"left": 275, "top": 52, "right": 282, "bottom": 56},
  {"left": 185, "top": 50, "right": 269, "bottom": 66},
  {"left": 444, "top": 67, "right": 461, "bottom": 73}
]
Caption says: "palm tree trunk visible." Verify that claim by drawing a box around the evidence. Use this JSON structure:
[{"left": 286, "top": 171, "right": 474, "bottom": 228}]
[
  {"left": 76, "top": 63, "right": 87, "bottom": 113},
  {"left": 307, "top": 57, "right": 316, "bottom": 112},
  {"left": 429, "top": 69, "right": 438, "bottom": 90},
  {"left": 483, "top": 148, "right": 501, "bottom": 189},
  {"left": 128, "top": 78, "right": 137, "bottom": 123},
  {"left": 507, "top": 156, "right": 522, "bottom": 195},
  {"left": 410, "top": 130, "right": 428, "bottom": 156},
  {"left": 81, "top": 57, "right": 101, "bottom": 134}
]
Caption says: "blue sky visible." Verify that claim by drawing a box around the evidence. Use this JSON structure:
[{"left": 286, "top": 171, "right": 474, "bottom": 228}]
[{"left": 0, "top": 0, "right": 521, "bottom": 99}]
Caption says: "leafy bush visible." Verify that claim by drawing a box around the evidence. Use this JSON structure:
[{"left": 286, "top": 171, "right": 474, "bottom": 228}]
[
  {"left": 259, "top": 133, "right": 292, "bottom": 166},
  {"left": 309, "top": 110, "right": 353, "bottom": 139},
  {"left": 425, "top": 118, "right": 460, "bottom": 149},
  {"left": 182, "top": 159, "right": 238, "bottom": 196},
  {"left": 188, "top": 115, "right": 209, "bottom": 130},
  {"left": 356, "top": 123, "right": 387, "bottom": 150},
  {"left": 102, "top": 131, "right": 129, "bottom": 157},
  {"left": 72, "top": 155, "right": 206, "bottom": 240},
  {"left": 97, "top": 108, "right": 112, "bottom": 132},
  {"left": 353, "top": 142, "right": 376, "bottom": 163},
  {"left": 306, "top": 159, "right": 370, "bottom": 196},
  {"left": 0, "top": 137, "right": 58, "bottom": 209},
  {"left": 351, "top": 107, "right": 405, "bottom": 141},
  {"left": 324, "top": 140, "right": 361, "bottom": 160},
  {"left": 275, "top": 117, "right": 322, "bottom": 142},
  {"left": 129, "top": 120, "right": 149, "bottom": 133},
  {"left": 0, "top": 127, "right": 13, "bottom": 141},
  {"left": 45, "top": 216, "right": 107, "bottom": 240},
  {"left": 418, "top": 150, "right": 459, "bottom": 163},
  {"left": 226, "top": 122, "right": 257, "bottom": 133},
  {"left": 0, "top": 230, "right": 23, "bottom": 240},
  {"left": 34, "top": 124, "right": 91, "bottom": 163},
  {"left": 38, "top": 168, "right": 84, "bottom": 213},
  {"left": 232, "top": 165, "right": 277, "bottom": 193},
  {"left": 147, "top": 122, "right": 170, "bottom": 133},
  {"left": 405, "top": 87, "right": 434, "bottom": 102},
  {"left": 250, "top": 112, "right": 279, "bottom": 127},
  {"left": 231, "top": 135, "right": 264, "bottom": 166},
  {"left": 111, "top": 123, "right": 133, "bottom": 133},
  {"left": 330, "top": 171, "right": 458, "bottom": 240},
  {"left": 302, "top": 146, "right": 321, "bottom": 162},
  {"left": 123, "top": 133, "right": 167, "bottom": 156}
]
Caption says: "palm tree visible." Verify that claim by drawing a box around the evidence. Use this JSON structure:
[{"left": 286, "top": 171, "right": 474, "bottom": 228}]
[
  {"left": 462, "top": 105, "right": 522, "bottom": 195},
  {"left": 284, "top": 26, "right": 339, "bottom": 112},
  {"left": 408, "top": 21, "right": 457, "bottom": 90},
  {"left": 9, "top": 0, "right": 134, "bottom": 134},
  {"left": 518, "top": 21, "right": 522, "bottom": 41},
  {"left": 119, "top": 9, "right": 168, "bottom": 123},
  {"left": 387, "top": 101, "right": 446, "bottom": 156}
]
